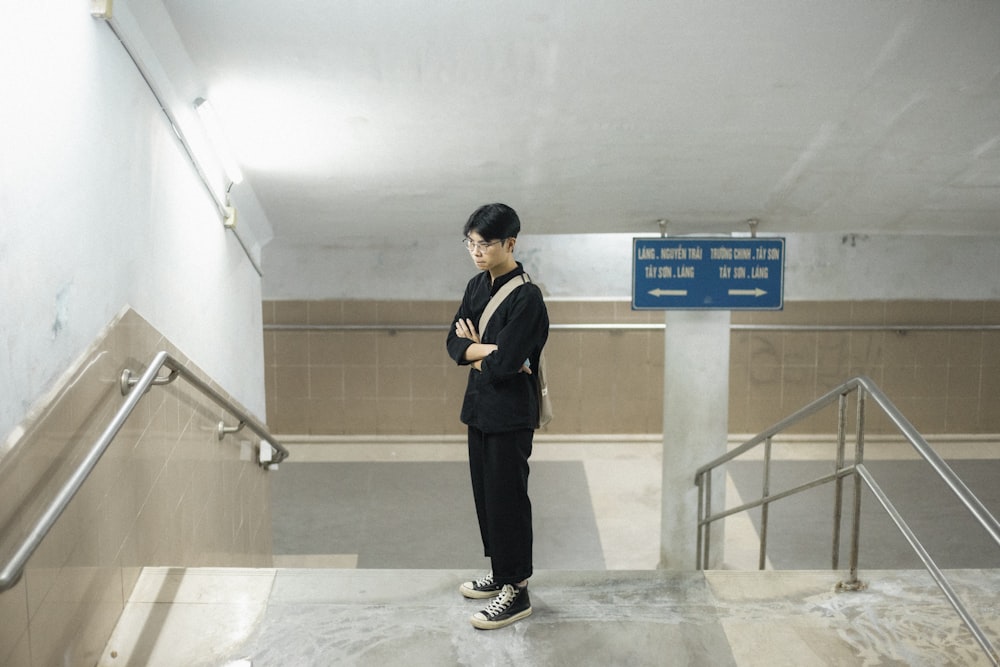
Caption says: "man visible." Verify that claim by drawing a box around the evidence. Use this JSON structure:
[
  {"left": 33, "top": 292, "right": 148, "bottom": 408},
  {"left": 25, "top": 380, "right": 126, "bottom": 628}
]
[{"left": 446, "top": 203, "right": 549, "bottom": 630}]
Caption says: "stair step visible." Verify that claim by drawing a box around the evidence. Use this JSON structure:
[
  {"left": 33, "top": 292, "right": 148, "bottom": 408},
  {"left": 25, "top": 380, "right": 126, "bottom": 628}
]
[{"left": 99, "top": 567, "right": 999, "bottom": 666}]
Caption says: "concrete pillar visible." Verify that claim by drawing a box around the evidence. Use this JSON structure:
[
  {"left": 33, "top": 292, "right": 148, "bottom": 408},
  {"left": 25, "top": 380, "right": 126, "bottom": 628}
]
[{"left": 659, "top": 309, "right": 730, "bottom": 570}]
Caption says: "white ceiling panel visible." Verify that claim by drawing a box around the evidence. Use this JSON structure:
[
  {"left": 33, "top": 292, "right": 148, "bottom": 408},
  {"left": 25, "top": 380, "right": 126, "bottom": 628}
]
[{"left": 156, "top": 0, "right": 1000, "bottom": 240}]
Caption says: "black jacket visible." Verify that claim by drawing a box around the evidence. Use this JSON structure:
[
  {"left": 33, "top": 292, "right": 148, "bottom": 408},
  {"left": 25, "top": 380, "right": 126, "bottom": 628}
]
[{"left": 446, "top": 263, "right": 549, "bottom": 433}]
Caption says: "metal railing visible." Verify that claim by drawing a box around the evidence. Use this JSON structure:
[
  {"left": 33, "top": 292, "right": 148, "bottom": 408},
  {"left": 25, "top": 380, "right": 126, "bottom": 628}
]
[
  {"left": 0, "top": 350, "right": 287, "bottom": 592},
  {"left": 694, "top": 376, "right": 1000, "bottom": 665}
]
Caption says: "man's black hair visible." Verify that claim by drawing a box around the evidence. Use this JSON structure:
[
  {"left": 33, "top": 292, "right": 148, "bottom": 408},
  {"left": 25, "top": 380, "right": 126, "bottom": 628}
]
[{"left": 463, "top": 203, "right": 521, "bottom": 241}]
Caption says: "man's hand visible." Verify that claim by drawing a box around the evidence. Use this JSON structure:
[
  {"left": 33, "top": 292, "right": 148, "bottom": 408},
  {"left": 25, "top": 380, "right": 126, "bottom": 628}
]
[{"left": 455, "top": 318, "right": 481, "bottom": 343}]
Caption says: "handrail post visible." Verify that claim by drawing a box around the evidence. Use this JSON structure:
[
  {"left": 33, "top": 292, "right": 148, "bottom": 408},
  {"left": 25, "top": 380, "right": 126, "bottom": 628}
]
[
  {"left": 831, "top": 390, "right": 848, "bottom": 570},
  {"left": 758, "top": 436, "right": 772, "bottom": 570},
  {"left": 838, "top": 385, "right": 867, "bottom": 592},
  {"left": 694, "top": 472, "right": 705, "bottom": 570},
  {"left": 702, "top": 470, "right": 713, "bottom": 569}
]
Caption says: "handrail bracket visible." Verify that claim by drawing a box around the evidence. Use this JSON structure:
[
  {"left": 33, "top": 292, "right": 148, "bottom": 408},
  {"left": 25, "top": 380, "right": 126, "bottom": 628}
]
[
  {"left": 218, "top": 420, "right": 247, "bottom": 440},
  {"left": 120, "top": 367, "right": 179, "bottom": 396}
]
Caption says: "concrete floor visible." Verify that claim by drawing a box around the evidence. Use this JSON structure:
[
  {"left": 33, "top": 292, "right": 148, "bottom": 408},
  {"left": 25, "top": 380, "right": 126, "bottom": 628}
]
[
  {"left": 100, "top": 437, "right": 1000, "bottom": 665},
  {"left": 100, "top": 567, "right": 1000, "bottom": 666}
]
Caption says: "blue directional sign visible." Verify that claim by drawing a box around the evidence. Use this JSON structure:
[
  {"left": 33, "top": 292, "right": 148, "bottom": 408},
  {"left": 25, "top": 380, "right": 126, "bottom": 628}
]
[{"left": 632, "top": 237, "right": 785, "bottom": 310}]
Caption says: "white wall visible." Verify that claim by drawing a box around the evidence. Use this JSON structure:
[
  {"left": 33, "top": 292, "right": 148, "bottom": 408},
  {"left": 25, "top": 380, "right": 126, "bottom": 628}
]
[
  {"left": 262, "top": 232, "right": 1000, "bottom": 302},
  {"left": 0, "top": 2, "right": 270, "bottom": 446}
]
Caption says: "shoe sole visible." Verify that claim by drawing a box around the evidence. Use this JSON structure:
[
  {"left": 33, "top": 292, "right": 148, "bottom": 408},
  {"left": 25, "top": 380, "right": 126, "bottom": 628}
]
[
  {"left": 470, "top": 606, "right": 532, "bottom": 630},
  {"left": 459, "top": 583, "right": 502, "bottom": 599}
]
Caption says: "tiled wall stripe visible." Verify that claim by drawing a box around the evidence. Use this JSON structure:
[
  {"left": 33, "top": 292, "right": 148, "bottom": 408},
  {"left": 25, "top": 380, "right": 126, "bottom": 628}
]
[{"left": 263, "top": 300, "right": 1000, "bottom": 436}]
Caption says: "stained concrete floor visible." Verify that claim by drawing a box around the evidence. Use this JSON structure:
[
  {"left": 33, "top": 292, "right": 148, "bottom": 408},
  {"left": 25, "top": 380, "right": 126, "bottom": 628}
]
[
  {"left": 101, "top": 567, "right": 1000, "bottom": 666},
  {"left": 101, "top": 437, "right": 1000, "bottom": 665}
]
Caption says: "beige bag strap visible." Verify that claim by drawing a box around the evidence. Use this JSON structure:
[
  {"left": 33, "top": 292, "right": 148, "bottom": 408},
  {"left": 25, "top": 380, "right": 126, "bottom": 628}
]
[
  {"left": 478, "top": 274, "right": 529, "bottom": 337},
  {"left": 476, "top": 272, "right": 551, "bottom": 428}
]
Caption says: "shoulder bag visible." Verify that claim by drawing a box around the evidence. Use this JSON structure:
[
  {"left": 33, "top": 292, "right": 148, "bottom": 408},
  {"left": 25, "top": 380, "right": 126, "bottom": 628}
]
[{"left": 477, "top": 274, "right": 552, "bottom": 428}]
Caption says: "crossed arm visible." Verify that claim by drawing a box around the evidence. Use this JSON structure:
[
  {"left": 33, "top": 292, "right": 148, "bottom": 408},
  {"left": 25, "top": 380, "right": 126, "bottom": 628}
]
[{"left": 454, "top": 318, "right": 531, "bottom": 374}]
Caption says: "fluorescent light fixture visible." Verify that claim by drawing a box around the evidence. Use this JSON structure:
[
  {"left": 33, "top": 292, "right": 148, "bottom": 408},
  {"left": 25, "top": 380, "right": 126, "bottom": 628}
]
[{"left": 194, "top": 97, "right": 244, "bottom": 185}]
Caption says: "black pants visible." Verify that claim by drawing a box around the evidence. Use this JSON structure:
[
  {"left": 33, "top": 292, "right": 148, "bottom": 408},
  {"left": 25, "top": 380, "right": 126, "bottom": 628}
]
[{"left": 467, "top": 425, "right": 534, "bottom": 585}]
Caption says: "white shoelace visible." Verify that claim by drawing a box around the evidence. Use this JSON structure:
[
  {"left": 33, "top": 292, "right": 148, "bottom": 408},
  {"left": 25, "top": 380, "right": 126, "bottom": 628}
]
[{"left": 481, "top": 585, "right": 518, "bottom": 617}]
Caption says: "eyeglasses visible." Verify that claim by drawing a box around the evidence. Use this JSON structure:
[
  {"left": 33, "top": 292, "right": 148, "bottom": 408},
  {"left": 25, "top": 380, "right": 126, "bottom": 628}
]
[{"left": 463, "top": 237, "right": 505, "bottom": 252}]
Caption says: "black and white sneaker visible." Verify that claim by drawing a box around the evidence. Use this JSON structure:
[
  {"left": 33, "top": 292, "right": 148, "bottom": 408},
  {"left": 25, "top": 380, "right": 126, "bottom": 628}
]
[
  {"left": 460, "top": 571, "right": 503, "bottom": 599},
  {"left": 470, "top": 584, "right": 532, "bottom": 630}
]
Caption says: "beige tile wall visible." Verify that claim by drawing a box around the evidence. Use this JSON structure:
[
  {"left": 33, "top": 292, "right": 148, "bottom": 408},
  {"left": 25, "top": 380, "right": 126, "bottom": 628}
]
[
  {"left": 264, "top": 299, "right": 1000, "bottom": 437},
  {"left": 730, "top": 300, "right": 1000, "bottom": 435},
  {"left": 0, "top": 309, "right": 273, "bottom": 667}
]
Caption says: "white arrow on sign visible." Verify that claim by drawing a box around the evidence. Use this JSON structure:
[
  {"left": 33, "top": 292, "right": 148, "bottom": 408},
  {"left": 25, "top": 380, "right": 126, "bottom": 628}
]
[
  {"left": 728, "top": 288, "right": 768, "bottom": 297},
  {"left": 648, "top": 288, "right": 688, "bottom": 297}
]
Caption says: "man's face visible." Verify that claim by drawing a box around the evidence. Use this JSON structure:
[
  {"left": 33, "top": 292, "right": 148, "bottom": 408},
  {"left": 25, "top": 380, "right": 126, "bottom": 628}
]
[{"left": 465, "top": 231, "right": 513, "bottom": 273}]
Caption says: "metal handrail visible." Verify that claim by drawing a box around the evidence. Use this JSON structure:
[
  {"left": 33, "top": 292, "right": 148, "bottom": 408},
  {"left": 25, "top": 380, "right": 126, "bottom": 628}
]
[
  {"left": 0, "top": 350, "right": 287, "bottom": 592},
  {"left": 694, "top": 375, "right": 1000, "bottom": 665}
]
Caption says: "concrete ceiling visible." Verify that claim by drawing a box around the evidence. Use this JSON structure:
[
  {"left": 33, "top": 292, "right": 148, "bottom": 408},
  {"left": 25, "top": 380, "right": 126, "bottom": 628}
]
[{"left": 160, "top": 1, "right": 1000, "bottom": 242}]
